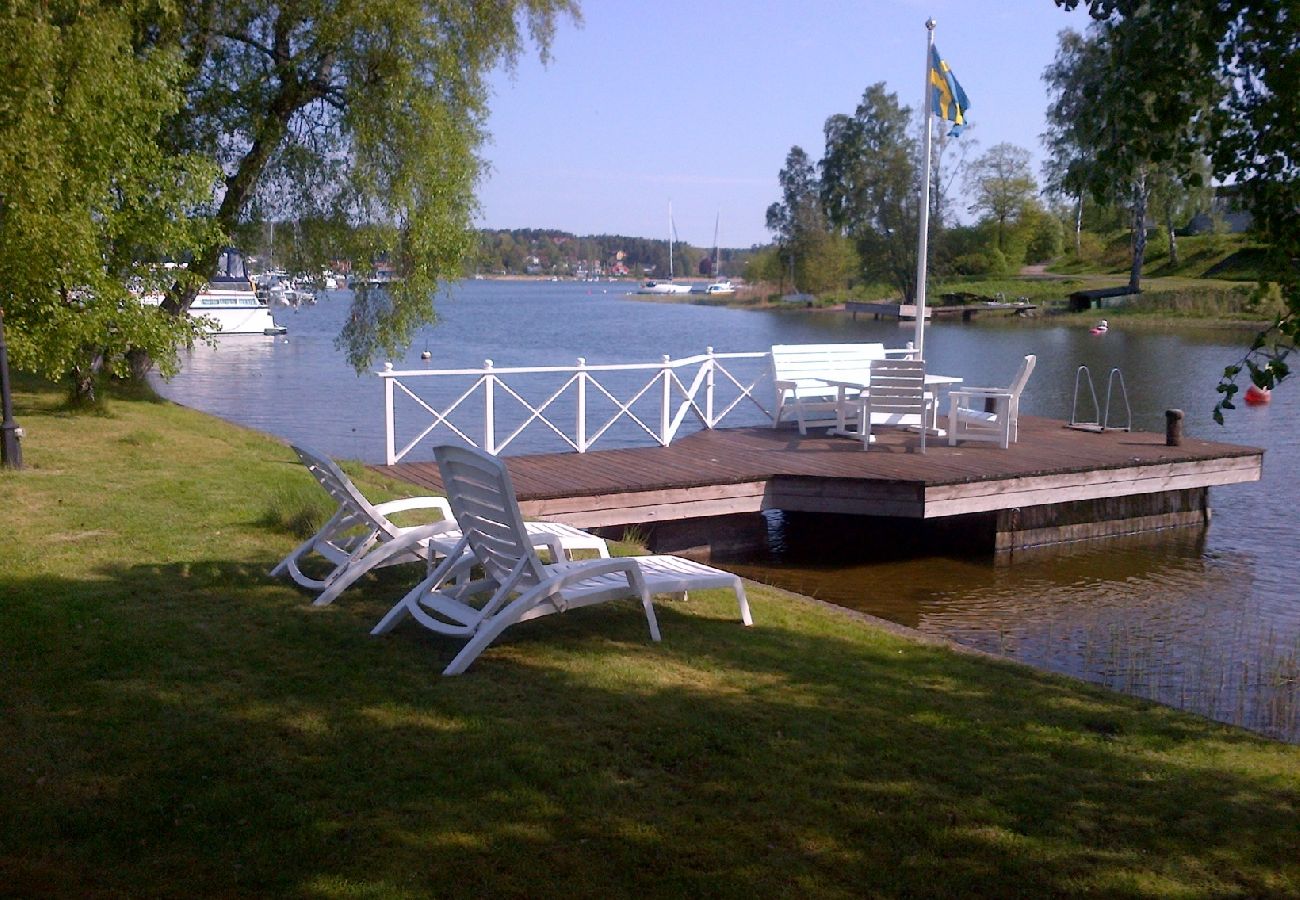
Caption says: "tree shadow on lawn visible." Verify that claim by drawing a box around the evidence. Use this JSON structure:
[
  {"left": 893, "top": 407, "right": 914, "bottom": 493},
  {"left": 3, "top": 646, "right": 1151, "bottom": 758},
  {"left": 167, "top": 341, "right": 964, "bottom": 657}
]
[{"left": 2, "top": 560, "right": 1298, "bottom": 898}]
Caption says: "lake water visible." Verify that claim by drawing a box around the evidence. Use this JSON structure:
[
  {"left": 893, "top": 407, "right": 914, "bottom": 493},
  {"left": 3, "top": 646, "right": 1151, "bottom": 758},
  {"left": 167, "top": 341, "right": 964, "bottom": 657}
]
[{"left": 153, "top": 280, "right": 1299, "bottom": 741}]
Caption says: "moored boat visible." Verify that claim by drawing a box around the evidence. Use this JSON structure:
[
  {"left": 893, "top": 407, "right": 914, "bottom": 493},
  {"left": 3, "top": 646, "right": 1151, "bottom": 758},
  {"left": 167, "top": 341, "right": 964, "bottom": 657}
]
[
  {"left": 255, "top": 270, "right": 316, "bottom": 308},
  {"left": 635, "top": 201, "right": 696, "bottom": 294},
  {"left": 703, "top": 215, "right": 735, "bottom": 296},
  {"left": 639, "top": 279, "right": 694, "bottom": 294},
  {"left": 191, "top": 249, "right": 287, "bottom": 336}
]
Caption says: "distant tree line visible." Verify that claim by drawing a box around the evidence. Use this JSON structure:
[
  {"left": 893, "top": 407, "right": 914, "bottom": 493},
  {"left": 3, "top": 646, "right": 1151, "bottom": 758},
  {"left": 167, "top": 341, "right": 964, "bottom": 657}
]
[{"left": 470, "top": 229, "right": 757, "bottom": 278}]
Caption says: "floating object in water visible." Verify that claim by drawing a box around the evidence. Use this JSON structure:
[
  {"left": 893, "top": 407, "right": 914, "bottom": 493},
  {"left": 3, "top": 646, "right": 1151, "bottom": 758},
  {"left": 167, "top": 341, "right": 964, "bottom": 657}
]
[
  {"left": 1090, "top": 318, "right": 1109, "bottom": 335},
  {"left": 420, "top": 350, "right": 432, "bottom": 360},
  {"left": 1244, "top": 384, "right": 1271, "bottom": 405}
]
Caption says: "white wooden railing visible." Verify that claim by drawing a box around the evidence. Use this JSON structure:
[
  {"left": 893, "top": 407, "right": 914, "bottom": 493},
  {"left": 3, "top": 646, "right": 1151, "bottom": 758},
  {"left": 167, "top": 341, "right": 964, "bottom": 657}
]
[{"left": 378, "top": 348, "right": 779, "bottom": 463}]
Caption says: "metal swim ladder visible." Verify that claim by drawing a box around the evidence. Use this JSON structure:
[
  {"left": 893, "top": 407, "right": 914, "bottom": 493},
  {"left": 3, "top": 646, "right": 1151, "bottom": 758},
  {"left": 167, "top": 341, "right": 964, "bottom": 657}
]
[{"left": 1068, "top": 365, "right": 1132, "bottom": 432}]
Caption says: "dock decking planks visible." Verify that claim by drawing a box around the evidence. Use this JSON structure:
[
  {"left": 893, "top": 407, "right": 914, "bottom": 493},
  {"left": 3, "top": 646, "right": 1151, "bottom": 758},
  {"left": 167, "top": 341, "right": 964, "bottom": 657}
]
[{"left": 373, "top": 416, "right": 1262, "bottom": 527}]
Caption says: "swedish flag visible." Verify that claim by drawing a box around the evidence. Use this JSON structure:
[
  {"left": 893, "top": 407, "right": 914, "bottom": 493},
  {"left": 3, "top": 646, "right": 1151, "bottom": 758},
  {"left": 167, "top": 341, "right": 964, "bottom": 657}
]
[{"left": 930, "top": 46, "right": 969, "bottom": 136}]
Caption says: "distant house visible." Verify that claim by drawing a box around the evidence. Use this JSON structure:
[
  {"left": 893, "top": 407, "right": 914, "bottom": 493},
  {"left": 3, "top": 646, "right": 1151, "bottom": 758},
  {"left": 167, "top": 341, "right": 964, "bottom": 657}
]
[{"left": 1185, "top": 186, "right": 1254, "bottom": 235}]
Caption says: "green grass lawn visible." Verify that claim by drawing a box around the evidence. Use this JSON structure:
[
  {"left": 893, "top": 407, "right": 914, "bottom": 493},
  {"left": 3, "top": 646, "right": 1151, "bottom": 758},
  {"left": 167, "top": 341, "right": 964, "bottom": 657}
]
[{"left": 3, "top": 376, "right": 1299, "bottom": 897}]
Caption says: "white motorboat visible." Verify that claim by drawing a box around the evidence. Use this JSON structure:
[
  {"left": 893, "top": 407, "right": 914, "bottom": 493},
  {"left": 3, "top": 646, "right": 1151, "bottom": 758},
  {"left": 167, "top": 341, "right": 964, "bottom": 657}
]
[
  {"left": 349, "top": 262, "right": 400, "bottom": 292},
  {"left": 255, "top": 270, "right": 316, "bottom": 308},
  {"left": 639, "top": 279, "right": 694, "bottom": 294},
  {"left": 705, "top": 280, "right": 736, "bottom": 296},
  {"left": 191, "top": 249, "right": 287, "bottom": 335}
]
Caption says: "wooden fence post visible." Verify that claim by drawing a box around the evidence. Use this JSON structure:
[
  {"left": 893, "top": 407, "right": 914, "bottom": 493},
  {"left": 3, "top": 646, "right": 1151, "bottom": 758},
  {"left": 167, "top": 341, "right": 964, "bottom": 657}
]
[{"left": 484, "top": 359, "right": 495, "bottom": 454}]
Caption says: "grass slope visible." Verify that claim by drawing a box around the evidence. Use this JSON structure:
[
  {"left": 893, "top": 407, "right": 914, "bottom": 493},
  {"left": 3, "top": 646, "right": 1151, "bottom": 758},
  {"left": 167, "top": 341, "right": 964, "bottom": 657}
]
[{"left": 2, "top": 377, "right": 1298, "bottom": 898}]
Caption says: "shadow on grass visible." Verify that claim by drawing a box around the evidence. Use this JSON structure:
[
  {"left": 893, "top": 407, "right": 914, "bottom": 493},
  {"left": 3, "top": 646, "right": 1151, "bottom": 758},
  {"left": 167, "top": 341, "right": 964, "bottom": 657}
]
[{"left": 2, "top": 558, "right": 1298, "bottom": 897}]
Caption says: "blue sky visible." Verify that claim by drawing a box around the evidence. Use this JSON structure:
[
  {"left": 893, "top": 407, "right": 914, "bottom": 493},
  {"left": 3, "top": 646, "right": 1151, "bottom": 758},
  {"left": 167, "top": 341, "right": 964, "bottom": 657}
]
[{"left": 479, "top": 1, "right": 1093, "bottom": 248}]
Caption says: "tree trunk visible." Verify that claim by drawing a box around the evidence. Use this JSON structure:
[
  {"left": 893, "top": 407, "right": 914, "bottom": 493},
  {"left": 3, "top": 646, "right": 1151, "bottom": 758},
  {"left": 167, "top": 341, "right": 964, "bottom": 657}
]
[
  {"left": 68, "top": 350, "right": 106, "bottom": 406},
  {"left": 125, "top": 348, "right": 154, "bottom": 382},
  {"left": 1129, "top": 176, "right": 1150, "bottom": 291},
  {"left": 1166, "top": 206, "right": 1179, "bottom": 266},
  {"left": 1074, "top": 194, "right": 1083, "bottom": 256}
]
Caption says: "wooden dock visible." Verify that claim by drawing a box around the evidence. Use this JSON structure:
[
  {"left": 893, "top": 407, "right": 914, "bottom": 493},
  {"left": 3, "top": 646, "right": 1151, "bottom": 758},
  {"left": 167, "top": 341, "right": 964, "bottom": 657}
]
[
  {"left": 375, "top": 417, "right": 1262, "bottom": 555},
  {"left": 846, "top": 299, "right": 1038, "bottom": 321},
  {"left": 1068, "top": 285, "right": 1138, "bottom": 312}
]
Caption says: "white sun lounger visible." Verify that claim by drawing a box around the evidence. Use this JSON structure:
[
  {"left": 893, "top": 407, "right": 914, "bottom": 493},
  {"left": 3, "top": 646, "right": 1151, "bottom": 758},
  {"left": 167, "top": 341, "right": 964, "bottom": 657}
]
[
  {"left": 271, "top": 444, "right": 609, "bottom": 606},
  {"left": 371, "top": 444, "right": 753, "bottom": 675}
]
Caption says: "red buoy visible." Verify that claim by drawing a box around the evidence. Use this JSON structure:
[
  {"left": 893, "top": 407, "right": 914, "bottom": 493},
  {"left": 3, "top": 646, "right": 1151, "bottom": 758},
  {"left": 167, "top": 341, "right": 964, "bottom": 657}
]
[{"left": 1244, "top": 384, "right": 1271, "bottom": 405}]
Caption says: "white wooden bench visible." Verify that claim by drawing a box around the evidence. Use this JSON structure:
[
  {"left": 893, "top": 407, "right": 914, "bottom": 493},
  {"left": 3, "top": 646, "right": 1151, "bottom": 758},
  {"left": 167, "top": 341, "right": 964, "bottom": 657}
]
[{"left": 771, "top": 343, "right": 914, "bottom": 433}]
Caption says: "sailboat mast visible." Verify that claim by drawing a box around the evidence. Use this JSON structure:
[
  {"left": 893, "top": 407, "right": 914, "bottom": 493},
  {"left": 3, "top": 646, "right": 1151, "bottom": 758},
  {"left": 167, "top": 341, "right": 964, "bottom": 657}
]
[
  {"left": 668, "top": 201, "right": 674, "bottom": 280},
  {"left": 712, "top": 213, "right": 721, "bottom": 277}
]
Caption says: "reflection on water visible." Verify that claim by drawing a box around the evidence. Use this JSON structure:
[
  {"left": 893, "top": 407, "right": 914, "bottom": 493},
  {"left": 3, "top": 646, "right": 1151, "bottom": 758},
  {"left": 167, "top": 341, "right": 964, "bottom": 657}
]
[
  {"left": 727, "top": 523, "right": 1298, "bottom": 742},
  {"left": 153, "top": 281, "right": 1300, "bottom": 743}
]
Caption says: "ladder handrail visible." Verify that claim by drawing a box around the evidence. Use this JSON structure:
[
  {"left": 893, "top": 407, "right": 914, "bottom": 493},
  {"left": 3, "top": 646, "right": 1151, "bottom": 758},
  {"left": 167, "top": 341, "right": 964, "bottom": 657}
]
[
  {"left": 1103, "top": 367, "right": 1132, "bottom": 432},
  {"left": 1070, "top": 365, "right": 1131, "bottom": 432},
  {"left": 1070, "top": 365, "right": 1101, "bottom": 430}
]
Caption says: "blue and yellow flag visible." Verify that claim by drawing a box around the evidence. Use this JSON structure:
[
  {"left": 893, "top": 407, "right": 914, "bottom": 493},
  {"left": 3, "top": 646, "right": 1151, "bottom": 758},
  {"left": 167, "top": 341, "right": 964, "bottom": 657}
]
[{"left": 930, "top": 46, "right": 969, "bottom": 136}]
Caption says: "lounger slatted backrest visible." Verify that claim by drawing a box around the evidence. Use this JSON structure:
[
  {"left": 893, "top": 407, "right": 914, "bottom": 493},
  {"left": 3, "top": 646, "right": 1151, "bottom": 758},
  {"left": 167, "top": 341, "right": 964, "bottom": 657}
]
[
  {"left": 433, "top": 444, "right": 550, "bottom": 591},
  {"left": 294, "top": 445, "right": 407, "bottom": 540}
]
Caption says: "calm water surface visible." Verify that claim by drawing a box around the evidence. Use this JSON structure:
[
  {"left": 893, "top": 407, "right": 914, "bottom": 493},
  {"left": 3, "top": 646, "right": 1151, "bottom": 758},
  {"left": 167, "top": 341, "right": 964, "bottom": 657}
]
[{"left": 153, "top": 281, "right": 1299, "bottom": 741}]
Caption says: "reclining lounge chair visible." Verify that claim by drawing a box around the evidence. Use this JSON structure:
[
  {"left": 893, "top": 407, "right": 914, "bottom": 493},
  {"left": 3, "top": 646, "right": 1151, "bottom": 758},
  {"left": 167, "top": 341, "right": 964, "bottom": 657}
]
[
  {"left": 271, "top": 444, "right": 610, "bottom": 607},
  {"left": 371, "top": 444, "right": 753, "bottom": 675}
]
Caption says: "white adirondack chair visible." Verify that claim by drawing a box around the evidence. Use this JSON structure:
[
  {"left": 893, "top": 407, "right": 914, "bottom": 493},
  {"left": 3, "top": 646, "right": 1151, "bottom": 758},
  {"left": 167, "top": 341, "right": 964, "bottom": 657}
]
[
  {"left": 271, "top": 444, "right": 609, "bottom": 607},
  {"left": 857, "top": 358, "right": 934, "bottom": 452},
  {"left": 372, "top": 445, "right": 753, "bottom": 676},
  {"left": 946, "top": 355, "right": 1036, "bottom": 449}
]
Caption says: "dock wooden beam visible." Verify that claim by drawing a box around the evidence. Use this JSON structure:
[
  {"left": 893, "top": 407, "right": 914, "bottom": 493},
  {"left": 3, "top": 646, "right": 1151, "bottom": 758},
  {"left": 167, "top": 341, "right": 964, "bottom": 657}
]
[{"left": 376, "top": 417, "right": 1262, "bottom": 556}]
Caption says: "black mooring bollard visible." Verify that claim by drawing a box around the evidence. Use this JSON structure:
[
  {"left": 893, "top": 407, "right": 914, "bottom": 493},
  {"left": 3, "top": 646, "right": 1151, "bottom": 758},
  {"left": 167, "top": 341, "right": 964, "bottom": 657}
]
[{"left": 1165, "top": 409, "right": 1184, "bottom": 447}]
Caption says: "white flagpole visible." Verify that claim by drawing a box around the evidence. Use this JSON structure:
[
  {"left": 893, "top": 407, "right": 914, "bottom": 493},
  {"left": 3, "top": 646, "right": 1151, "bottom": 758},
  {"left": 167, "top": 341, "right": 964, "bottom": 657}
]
[{"left": 914, "top": 18, "right": 937, "bottom": 358}]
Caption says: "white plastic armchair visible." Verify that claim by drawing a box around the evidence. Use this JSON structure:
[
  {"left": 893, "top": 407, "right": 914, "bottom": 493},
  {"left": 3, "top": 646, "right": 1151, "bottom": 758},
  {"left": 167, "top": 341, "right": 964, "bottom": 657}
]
[
  {"left": 372, "top": 445, "right": 752, "bottom": 675},
  {"left": 947, "top": 354, "right": 1036, "bottom": 449},
  {"left": 271, "top": 444, "right": 609, "bottom": 607}
]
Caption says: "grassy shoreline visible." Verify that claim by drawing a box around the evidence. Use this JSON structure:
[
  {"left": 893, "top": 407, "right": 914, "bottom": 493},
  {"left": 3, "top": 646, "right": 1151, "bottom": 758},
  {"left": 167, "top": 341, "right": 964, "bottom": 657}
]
[{"left": 3, "top": 376, "right": 1298, "bottom": 896}]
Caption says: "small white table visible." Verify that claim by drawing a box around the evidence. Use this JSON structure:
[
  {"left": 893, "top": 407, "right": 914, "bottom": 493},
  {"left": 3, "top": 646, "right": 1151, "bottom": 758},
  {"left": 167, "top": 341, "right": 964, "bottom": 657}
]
[{"left": 818, "top": 374, "right": 964, "bottom": 439}]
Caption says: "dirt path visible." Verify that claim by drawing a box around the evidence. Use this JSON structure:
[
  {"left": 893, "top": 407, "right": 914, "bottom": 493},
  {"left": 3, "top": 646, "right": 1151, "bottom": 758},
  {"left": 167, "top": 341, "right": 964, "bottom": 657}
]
[{"left": 1018, "top": 264, "right": 1074, "bottom": 280}]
